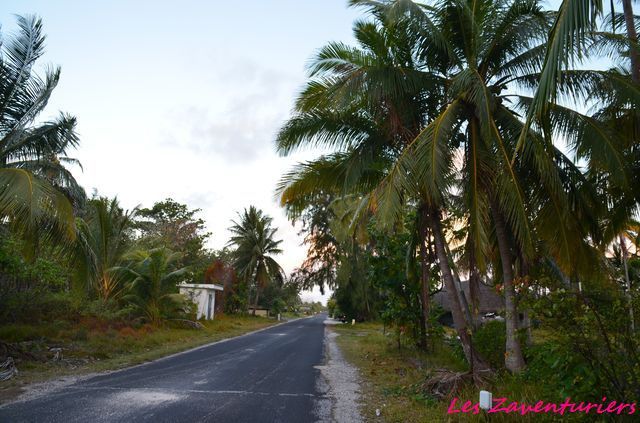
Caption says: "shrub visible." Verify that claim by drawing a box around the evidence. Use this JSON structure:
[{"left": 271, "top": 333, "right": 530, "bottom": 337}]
[
  {"left": 118, "top": 327, "right": 138, "bottom": 338},
  {"left": 0, "top": 291, "right": 75, "bottom": 324},
  {"left": 473, "top": 320, "right": 507, "bottom": 369},
  {"left": 79, "top": 299, "right": 136, "bottom": 322},
  {"left": 72, "top": 327, "right": 89, "bottom": 341},
  {"left": 524, "top": 340, "right": 600, "bottom": 400}
]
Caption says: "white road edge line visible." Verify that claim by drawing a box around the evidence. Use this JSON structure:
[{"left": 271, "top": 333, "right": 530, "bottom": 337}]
[{"left": 64, "top": 385, "right": 320, "bottom": 398}]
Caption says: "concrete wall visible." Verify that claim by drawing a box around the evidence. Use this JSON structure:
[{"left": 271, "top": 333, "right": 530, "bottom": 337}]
[
  {"left": 179, "top": 287, "right": 217, "bottom": 320},
  {"left": 248, "top": 308, "right": 269, "bottom": 317}
]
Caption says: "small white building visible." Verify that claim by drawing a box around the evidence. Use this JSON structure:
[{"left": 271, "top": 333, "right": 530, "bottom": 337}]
[{"left": 178, "top": 283, "right": 224, "bottom": 320}]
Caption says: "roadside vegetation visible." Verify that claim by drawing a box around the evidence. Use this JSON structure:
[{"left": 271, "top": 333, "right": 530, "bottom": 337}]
[
  {"left": 334, "top": 322, "right": 590, "bottom": 422},
  {"left": 279, "top": 0, "right": 640, "bottom": 418}
]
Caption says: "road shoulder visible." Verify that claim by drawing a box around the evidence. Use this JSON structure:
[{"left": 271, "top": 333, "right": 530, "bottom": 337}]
[{"left": 317, "top": 319, "right": 364, "bottom": 422}]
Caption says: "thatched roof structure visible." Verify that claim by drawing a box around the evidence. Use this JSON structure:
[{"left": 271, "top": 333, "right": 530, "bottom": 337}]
[{"left": 433, "top": 280, "right": 503, "bottom": 313}]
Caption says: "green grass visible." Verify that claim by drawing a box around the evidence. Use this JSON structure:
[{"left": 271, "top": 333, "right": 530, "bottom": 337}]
[
  {"left": 280, "top": 311, "right": 303, "bottom": 319},
  {"left": 0, "top": 314, "right": 279, "bottom": 403},
  {"left": 333, "top": 323, "right": 592, "bottom": 423}
]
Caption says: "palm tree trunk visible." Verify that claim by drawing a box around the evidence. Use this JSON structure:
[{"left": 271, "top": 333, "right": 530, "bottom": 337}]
[
  {"left": 430, "top": 211, "right": 490, "bottom": 374},
  {"left": 518, "top": 254, "right": 534, "bottom": 346},
  {"left": 620, "top": 235, "right": 636, "bottom": 332},
  {"left": 622, "top": 0, "right": 640, "bottom": 82},
  {"left": 618, "top": 0, "right": 638, "bottom": 333},
  {"left": 491, "top": 202, "right": 525, "bottom": 373},
  {"left": 466, "top": 118, "right": 482, "bottom": 331},
  {"left": 253, "top": 287, "right": 260, "bottom": 316},
  {"left": 246, "top": 281, "right": 252, "bottom": 315},
  {"left": 252, "top": 274, "right": 259, "bottom": 316},
  {"left": 418, "top": 206, "right": 431, "bottom": 349},
  {"left": 468, "top": 240, "right": 481, "bottom": 331}
]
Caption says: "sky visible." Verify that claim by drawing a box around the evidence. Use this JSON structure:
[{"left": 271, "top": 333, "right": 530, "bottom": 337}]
[{"left": 1, "top": 0, "right": 363, "bottom": 304}]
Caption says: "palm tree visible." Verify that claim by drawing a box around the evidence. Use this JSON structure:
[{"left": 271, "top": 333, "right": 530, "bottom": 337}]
[
  {"left": 275, "top": 4, "right": 495, "bottom": 371},
  {"left": 278, "top": 0, "right": 630, "bottom": 374},
  {"left": 115, "top": 248, "right": 189, "bottom": 325},
  {"left": 281, "top": 0, "right": 548, "bottom": 371},
  {"left": 227, "top": 207, "right": 284, "bottom": 315},
  {"left": 277, "top": 9, "right": 448, "bottom": 350},
  {"left": 74, "top": 197, "right": 137, "bottom": 300},
  {"left": 0, "top": 15, "right": 83, "bottom": 241}
]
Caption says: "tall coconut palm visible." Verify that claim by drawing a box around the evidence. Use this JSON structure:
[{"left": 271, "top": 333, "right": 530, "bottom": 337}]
[
  {"left": 276, "top": 4, "right": 496, "bottom": 371},
  {"left": 292, "top": 0, "right": 553, "bottom": 372},
  {"left": 227, "top": 207, "right": 284, "bottom": 315},
  {"left": 0, "top": 15, "right": 82, "bottom": 241},
  {"left": 74, "top": 197, "right": 137, "bottom": 300}
]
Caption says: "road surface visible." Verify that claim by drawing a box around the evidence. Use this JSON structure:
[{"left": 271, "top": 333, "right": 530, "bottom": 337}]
[{"left": 0, "top": 314, "right": 347, "bottom": 423}]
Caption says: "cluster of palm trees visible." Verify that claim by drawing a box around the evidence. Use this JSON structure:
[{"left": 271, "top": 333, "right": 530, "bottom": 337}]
[
  {"left": 69, "top": 196, "right": 193, "bottom": 324},
  {"left": 276, "top": 0, "right": 639, "bottom": 374}
]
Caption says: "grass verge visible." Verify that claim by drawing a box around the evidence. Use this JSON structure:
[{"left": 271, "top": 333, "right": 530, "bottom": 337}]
[
  {"left": 333, "top": 323, "right": 584, "bottom": 423},
  {"left": 334, "top": 322, "right": 464, "bottom": 422},
  {"left": 0, "top": 315, "right": 278, "bottom": 404}
]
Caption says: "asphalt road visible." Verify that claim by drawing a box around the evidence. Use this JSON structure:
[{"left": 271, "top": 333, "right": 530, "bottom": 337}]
[{"left": 0, "top": 314, "right": 332, "bottom": 423}]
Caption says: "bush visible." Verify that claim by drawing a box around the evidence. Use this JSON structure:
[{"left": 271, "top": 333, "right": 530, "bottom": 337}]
[
  {"left": 0, "top": 233, "right": 72, "bottom": 324},
  {"left": 528, "top": 284, "right": 640, "bottom": 401},
  {"left": 79, "top": 299, "right": 137, "bottom": 322},
  {"left": 473, "top": 320, "right": 506, "bottom": 369},
  {"left": 0, "top": 291, "right": 75, "bottom": 323},
  {"left": 525, "top": 340, "right": 600, "bottom": 400},
  {"left": 0, "top": 324, "right": 49, "bottom": 342}
]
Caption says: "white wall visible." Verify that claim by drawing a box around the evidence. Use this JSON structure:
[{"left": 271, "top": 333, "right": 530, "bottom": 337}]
[{"left": 179, "top": 287, "right": 216, "bottom": 320}]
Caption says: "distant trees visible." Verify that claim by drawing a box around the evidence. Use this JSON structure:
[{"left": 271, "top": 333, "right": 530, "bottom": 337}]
[
  {"left": 134, "top": 199, "right": 211, "bottom": 267},
  {"left": 203, "top": 258, "right": 238, "bottom": 313}
]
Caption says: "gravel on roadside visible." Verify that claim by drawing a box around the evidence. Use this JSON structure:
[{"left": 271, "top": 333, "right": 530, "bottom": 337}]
[{"left": 315, "top": 320, "right": 364, "bottom": 423}]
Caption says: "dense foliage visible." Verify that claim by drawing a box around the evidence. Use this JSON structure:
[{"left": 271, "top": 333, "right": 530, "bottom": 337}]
[{"left": 277, "top": 0, "right": 640, "bottom": 401}]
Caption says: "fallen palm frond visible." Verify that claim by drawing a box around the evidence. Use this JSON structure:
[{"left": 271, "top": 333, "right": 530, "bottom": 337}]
[
  {"left": 0, "top": 357, "right": 18, "bottom": 381},
  {"left": 422, "top": 368, "right": 491, "bottom": 399},
  {"left": 167, "top": 319, "right": 204, "bottom": 330},
  {"left": 0, "top": 340, "right": 44, "bottom": 362}
]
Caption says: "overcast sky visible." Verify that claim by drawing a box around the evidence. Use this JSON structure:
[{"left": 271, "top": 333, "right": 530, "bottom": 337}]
[{"left": 1, "top": 0, "right": 364, "bottom": 303}]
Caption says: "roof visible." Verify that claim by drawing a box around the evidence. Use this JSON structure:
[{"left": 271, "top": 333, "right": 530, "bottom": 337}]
[
  {"left": 178, "top": 283, "right": 224, "bottom": 291},
  {"left": 432, "top": 280, "right": 503, "bottom": 313}
]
